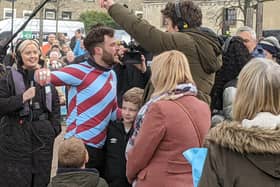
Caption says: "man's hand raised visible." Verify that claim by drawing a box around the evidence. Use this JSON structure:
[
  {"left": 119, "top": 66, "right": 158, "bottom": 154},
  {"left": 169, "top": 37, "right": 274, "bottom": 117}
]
[
  {"left": 133, "top": 55, "right": 147, "bottom": 73},
  {"left": 34, "top": 68, "right": 51, "bottom": 86},
  {"left": 99, "top": 0, "right": 115, "bottom": 10}
]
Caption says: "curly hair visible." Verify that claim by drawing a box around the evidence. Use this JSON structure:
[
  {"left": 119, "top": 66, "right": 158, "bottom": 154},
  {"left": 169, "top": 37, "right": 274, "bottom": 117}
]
[
  {"left": 221, "top": 36, "right": 252, "bottom": 82},
  {"left": 83, "top": 26, "right": 114, "bottom": 55},
  {"left": 161, "top": 0, "right": 202, "bottom": 28},
  {"left": 211, "top": 36, "right": 251, "bottom": 110}
]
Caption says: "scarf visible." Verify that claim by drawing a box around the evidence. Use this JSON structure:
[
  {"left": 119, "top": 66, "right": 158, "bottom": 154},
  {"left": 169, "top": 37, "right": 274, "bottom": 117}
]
[{"left": 126, "top": 83, "right": 197, "bottom": 154}]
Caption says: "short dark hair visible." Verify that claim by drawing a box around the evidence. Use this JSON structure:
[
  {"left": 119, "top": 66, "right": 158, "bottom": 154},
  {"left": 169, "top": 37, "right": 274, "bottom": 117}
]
[
  {"left": 161, "top": 0, "right": 202, "bottom": 28},
  {"left": 83, "top": 26, "right": 114, "bottom": 55}
]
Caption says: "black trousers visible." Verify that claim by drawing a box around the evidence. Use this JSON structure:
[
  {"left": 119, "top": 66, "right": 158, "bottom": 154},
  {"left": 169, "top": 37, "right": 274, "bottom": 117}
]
[
  {"left": 31, "top": 121, "right": 56, "bottom": 187},
  {"left": 85, "top": 145, "right": 105, "bottom": 178},
  {"left": 0, "top": 118, "right": 56, "bottom": 187}
]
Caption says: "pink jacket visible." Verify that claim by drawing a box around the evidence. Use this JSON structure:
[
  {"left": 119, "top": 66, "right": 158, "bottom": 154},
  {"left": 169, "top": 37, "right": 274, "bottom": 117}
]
[{"left": 126, "top": 96, "right": 211, "bottom": 187}]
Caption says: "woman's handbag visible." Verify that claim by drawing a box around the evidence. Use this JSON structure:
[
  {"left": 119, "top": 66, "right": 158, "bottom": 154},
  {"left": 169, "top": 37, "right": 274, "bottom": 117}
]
[{"left": 173, "top": 100, "right": 208, "bottom": 187}]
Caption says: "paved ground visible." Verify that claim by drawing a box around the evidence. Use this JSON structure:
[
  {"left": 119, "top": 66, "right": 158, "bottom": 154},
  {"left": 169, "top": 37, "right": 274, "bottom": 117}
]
[{"left": 51, "top": 125, "right": 66, "bottom": 177}]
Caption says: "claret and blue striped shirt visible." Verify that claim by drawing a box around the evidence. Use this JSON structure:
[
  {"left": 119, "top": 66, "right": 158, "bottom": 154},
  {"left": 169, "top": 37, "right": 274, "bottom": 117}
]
[{"left": 51, "top": 58, "right": 118, "bottom": 148}]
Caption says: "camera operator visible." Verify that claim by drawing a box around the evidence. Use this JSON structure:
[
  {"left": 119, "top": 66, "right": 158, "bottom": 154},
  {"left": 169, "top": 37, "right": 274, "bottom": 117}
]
[
  {"left": 100, "top": 0, "right": 222, "bottom": 104},
  {"left": 0, "top": 39, "right": 61, "bottom": 187},
  {"left": 113, "top": 40, "right": 151, "bottom": 107}
]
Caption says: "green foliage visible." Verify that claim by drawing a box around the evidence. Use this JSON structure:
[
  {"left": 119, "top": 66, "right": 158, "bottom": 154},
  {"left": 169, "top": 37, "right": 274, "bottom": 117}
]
[{"left": 79, "top": 11, "right": 120, "bottom": 33}]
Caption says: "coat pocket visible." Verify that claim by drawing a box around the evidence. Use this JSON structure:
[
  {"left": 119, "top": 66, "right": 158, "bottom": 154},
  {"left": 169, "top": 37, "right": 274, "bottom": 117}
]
[{"left": 167, "top": 160, "right": 192, "bottom": 174}]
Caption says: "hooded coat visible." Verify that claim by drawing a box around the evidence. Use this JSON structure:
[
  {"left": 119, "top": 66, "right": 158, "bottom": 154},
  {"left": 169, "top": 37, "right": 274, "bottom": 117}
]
[
  {"left": 48, "top": 168, "right": 108, "bottom": 187},
  {"left": 198, "top": 121, "right": 280, "bottom": 187},
  {"left": 0, "top": 66, "right": 61, "bottom": 187},
  {"left": 108, "top": 4, "right": 222, "bottom": 104}
]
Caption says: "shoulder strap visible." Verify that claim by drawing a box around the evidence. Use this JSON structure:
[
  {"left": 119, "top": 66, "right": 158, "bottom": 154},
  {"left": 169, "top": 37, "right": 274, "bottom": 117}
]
[
  {"left": 173, "top": 100, "right": 202, "bottom": 146},
  {"left": 11, "top": 67, "right": 26, "bottom": 95},
  {"left": 11, "top": 67, "right": 52, "bottom": 112},
  {"left": 10, "top": 67, "right": 30, "bottom": 115}
]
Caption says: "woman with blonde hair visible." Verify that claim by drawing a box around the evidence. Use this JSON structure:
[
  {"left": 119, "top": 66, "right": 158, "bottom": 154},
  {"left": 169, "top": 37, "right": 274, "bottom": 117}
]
[
  {"left": 126, "top": 50, "right": 211, "bottom": 187},
  {"left": 199, "top": 58, "right": 280, "bottom": 187},
  {"left": 0, "top": 39, "right": 61, "bottom": 186}
]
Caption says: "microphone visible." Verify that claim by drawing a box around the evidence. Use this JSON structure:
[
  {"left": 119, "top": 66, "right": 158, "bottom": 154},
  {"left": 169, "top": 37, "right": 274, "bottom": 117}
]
[{"left": 27, "top": 69, "right": 35, "bottom": 106}]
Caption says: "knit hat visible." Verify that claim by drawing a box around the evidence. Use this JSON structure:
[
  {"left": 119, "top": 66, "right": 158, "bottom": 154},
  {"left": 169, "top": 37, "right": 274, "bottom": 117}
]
[{"left": 259, "top": 36, "right": 280, "bottom": 55}]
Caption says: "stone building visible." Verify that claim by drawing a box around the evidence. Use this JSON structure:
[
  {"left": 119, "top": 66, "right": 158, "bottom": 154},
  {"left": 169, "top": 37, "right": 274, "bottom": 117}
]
[
  {"left": 141, "top": 0, "right": 280, "bottom": 35},
  {"left": 0, "top": 0, "right": 143, "bottom": 21},
  {"left": 263, "top": 0, "right": 280, "bottom": 30}
]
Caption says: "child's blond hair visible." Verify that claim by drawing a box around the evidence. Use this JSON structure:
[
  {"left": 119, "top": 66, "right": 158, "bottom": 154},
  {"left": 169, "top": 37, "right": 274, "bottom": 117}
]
[
  {"left": 122, "top": 87, "right": 144, "bottom": 108},
  {"left": 58, "top": 137, "right": 88, "bottom": 168}
]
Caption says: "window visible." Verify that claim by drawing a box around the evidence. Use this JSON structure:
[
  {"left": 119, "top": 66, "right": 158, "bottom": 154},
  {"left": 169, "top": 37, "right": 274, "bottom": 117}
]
[
  {"left": 62, "top": 11, "right": 72, "bottom": 20},
  {"left": 3, "top": 8, "right": 16, "bottom": 19},
  {"left": 135, "top": 11, "right": 143, "bottom": 19},
  {"left": 224, "top": 8, "right": 237, "bottom": 26},
  {"left": 45, "top": 9, "right": 56, "bottom": 19},
  {"left": 23, "top": 10, "right": 32, "bottom": 18}
]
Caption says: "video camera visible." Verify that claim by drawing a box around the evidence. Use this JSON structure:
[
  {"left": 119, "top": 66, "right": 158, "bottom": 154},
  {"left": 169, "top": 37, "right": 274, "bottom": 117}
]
[{"left": 121, "top": 40, "right": 142, "bottom": 64}]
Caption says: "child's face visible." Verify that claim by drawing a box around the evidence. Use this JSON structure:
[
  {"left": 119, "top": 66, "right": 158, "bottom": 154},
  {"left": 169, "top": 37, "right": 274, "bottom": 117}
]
[{"left": 122, "top": 101, "right": 139, "bottom": 124}]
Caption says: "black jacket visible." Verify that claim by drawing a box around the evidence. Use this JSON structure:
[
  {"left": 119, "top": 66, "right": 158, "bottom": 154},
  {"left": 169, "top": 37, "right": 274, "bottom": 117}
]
[
  {"left": 0, "top": 66, "right": 61, "bottom": 186},
  {"left": 104, "top": 121, "right": 133, "bottom": 187},
  {"left": 113, "top": 63, "right": 150, "bottom": 107}
]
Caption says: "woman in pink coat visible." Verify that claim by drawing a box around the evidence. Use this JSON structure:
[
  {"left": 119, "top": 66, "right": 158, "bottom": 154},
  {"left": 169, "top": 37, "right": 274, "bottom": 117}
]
[{"left": 126, "top": 50, "right": 211, "bottom": 187}]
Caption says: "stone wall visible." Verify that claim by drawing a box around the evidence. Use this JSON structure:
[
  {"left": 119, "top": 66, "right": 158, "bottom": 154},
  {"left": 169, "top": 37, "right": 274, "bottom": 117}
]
[
  {"left": 1, "top": 0, "right": 279, "bottom": 33},
  {"left": 141, "top": 0, "right": 280, "bottom": 34},
  {"left": 0, "top": 0, "right": 144, "bottom": 20}
]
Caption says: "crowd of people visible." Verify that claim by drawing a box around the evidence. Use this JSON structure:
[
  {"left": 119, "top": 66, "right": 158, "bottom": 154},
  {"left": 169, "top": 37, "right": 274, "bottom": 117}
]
[{"left": 0, "top": 0, "right": 280, "bottom": 186}]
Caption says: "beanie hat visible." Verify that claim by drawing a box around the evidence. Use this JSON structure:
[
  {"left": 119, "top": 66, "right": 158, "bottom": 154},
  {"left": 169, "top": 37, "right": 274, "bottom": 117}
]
[{"left": 259, "top": 36, "right": 280, "bottom": 55}]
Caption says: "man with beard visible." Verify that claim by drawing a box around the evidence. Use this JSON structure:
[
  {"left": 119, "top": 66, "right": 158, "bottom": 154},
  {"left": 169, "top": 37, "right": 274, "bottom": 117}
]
[{"left": 35, "top": 26, "right": 120, "bottom": 176}]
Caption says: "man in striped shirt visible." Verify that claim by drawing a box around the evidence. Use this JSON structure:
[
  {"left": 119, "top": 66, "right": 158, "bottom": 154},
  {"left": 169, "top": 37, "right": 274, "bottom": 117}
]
[{"left": 36, "top": 26, "right": 120, "bottom": 176}]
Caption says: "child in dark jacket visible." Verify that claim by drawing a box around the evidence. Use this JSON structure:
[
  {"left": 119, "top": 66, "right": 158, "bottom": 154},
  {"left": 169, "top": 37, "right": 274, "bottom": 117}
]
[
  {"left": 48, "top": 137, "right": 108, "bottom": 187},
  {"left": 104, "top": 87, "right": 144, "bottom": 187}
]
